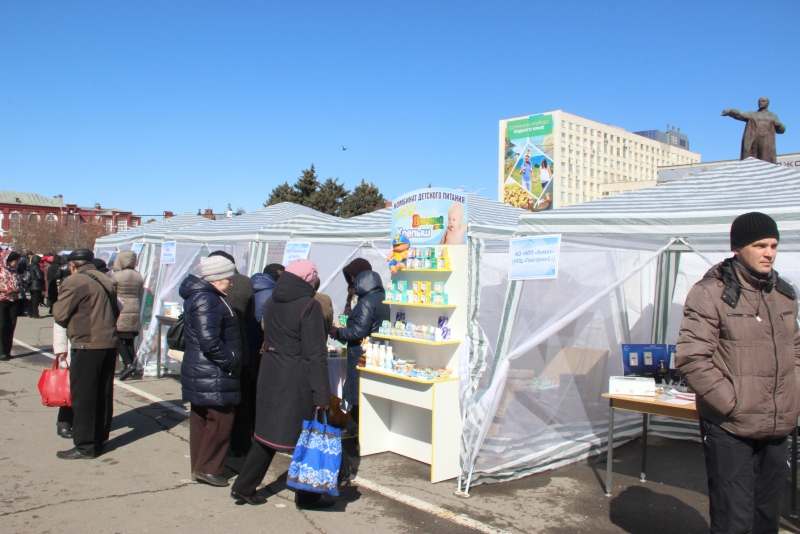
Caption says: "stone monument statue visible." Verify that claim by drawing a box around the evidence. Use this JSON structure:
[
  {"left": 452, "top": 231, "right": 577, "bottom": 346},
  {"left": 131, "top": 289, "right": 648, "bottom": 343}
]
[{"left": 722, "top": 97, "right": 786, "bottom": 163}]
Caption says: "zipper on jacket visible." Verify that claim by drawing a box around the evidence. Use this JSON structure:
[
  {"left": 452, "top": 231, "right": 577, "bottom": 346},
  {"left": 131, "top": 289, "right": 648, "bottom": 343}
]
[
  {"left": 763, "top": 288, "right": 779, "bottom": 437},
  {"left": 780, "top": 311, "right": 794, "bottom": 320},
  {"left": 727, "top": 313, "right": 762, "bottom": 322}
]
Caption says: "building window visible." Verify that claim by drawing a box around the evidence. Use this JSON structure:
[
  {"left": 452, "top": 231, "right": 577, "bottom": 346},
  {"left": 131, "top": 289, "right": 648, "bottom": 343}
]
[
  {"left": 561, "top": 148, "right": 566, "bottom": 156},
  {"left": 569, "top": 122, "right": 573, "bottom": 130},
  {"left": 561, "top": 120, "right": 566, "bottom": 127},
  {"left": 28, "top": 213, "right": 41, "bottom": 222},
  {"left": 46, "top": 214, "right": 58, "bottom": 222},
  {"left": 569, "top": 193, "right": 573, "bottom": 202},
  {"left": 561, "top": 178, "right": 566, "bottom": 186},
  {"left": 561, "top": 192, "right": 566, "bottom": 201},
  {"left": 584, "top": 127, "right": 588, "bottom": 133},
  {"left": 105, "top": 219, "right": 113, "bottom": 233},
  {"left": 569, "top": 178, "right": 573, "bottom": 187},
  {"left": 560, "top": 162, "right": 566, "bottom": 171},
  {"left": 117, "top": 220, "right": 128, "bottom": 232},
  {"left": 132, "top": 221, "right": 139, "bottom": 227},
  {"left": 561, "top": 133, "right": 566, "bottom": 141}
]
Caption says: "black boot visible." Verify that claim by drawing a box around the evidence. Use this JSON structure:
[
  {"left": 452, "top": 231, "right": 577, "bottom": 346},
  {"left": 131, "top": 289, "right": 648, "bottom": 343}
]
[{"left": 118, "top": 365, "right": 136, "bottom": 381}]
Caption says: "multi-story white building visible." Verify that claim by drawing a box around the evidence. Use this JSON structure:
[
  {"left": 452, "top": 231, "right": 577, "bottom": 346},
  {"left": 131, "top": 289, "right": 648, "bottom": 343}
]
[{"left": 499, "top": 110, "right": 702, "bottom": 210}]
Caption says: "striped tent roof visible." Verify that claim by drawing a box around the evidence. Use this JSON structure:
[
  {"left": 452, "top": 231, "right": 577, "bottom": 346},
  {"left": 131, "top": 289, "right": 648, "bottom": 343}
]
[
  {"left": 95, "top": 212, "right": 211, "bottom": 246},
  {"left": 517, "top": 158, "right": 800, "bottom": 238},
  {"left": 291, "top": 193, "right": 525, "bottom": 243},
  {"left": 166, "top": 202, "right": 338, "bottom": 243}
]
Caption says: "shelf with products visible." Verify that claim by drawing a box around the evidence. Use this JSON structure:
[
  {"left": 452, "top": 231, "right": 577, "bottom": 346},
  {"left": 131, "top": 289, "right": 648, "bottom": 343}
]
[
  {"left": 382, "top": 301, "right": 457, "bottom": 309},
  {"left": 372, "top": 334, "right": 461, "bottom": 346},
  {"left": 357, "top": 366, "right": 458, "bottom": 384},
  {"left": 360, "top": 242, "right": 466, "bottom": 483}
]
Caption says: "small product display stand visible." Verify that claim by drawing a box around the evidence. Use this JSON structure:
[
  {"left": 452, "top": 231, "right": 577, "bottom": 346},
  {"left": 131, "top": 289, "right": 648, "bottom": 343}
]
[{"left": 358, "top": 244, "right": 467, "bottom": 483}]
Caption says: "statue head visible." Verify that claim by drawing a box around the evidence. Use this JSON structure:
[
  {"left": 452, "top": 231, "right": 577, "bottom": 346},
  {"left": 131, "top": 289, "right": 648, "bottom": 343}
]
[{"left": 758, "top": 97, "right": 770, "bottom": 110}]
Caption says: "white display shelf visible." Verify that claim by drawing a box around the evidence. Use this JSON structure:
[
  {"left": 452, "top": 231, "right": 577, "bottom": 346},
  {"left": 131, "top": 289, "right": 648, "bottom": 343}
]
[
  {"left": 372, "top": 334, "right": 461, "bottom": 346},
  {"left": 358, "top": 366, "right": 457, "bottom": 384},
  {"left": 383, "top": 301, "right": 457, "bottom": 309}
]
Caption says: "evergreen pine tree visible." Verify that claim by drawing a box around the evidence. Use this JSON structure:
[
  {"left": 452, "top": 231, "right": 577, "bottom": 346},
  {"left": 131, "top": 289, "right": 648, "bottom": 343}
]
[
  {"left": 293, "top": 165, "right": 320, "bottom": 204},
  {"left": 340, "top": 179, "right": 386, "bottom": 218},
  {"left": 264, "top": 182, "right": 298, "bottom": 206},
  {"left": 311, "top": 178, "right": 349, "bottom": 216}
]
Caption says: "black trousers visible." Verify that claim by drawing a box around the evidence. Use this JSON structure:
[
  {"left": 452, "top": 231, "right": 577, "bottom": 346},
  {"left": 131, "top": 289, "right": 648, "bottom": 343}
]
[
  {"left": 0, "top": 300, "right": 18, "bottom": 357},
  {"left": 57, "top": 407, "right": 74, "bottom": 429},
  {"left": 230, "top": 365, "right": 253, "bottom": 453},
  {"left": 116, "top": 335, "right": 137, "bottom": 367},
  {"left": 28, "top": 290, "right": 42, "bottom": 318},
  {"left": 231, "top": 440, "right": 277, "bottom": 495},
  {"left": 70, "top": 348, "right": 117, "bottom": 456},
  {"left": 700, "top": 418, "right": 789, "bottom": 534}
]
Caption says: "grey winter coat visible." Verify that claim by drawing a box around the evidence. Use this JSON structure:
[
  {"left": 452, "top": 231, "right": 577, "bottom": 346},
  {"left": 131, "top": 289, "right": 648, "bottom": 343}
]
[{"left": 112, "top": 250, "right": 144, "bottom": 333}]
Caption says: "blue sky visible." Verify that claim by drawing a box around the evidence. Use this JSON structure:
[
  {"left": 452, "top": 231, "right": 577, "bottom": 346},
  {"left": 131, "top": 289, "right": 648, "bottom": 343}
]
[{"left": 1, "top": 1, "right": 798, "bottom": 217}]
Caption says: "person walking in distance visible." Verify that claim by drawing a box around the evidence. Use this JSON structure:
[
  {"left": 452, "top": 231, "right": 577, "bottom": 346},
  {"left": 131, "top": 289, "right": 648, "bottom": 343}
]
[
  {"left": 26, "top": 255, "right": 45, "bottom": 318},
  {"left": 179, "top": 255, "right": 242, "bottom": 487},
  {"left": 676, "top": 212, "right": 800, "bottom": 533},
  {"left": 0, "top": 251, "right": 22, "bottom": 361},
  {"left": 53, "top": 249, "right": 119, "bottom": 459},
  {"left": 112, "top": 251, "right": 144, "bottom": 381}
]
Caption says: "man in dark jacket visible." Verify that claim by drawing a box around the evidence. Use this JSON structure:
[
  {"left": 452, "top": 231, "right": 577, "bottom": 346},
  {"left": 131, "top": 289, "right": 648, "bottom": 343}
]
[
  {"left": 53, "top": 249, "right": 119, "bottom": 460},
  {"left": 179, "top": 255, "right": 242, "bottom": 487},
  {"left": 26, "top": 255, "right": 45, "bottom": 318},
  {"left": 677, "top": 212, "right": 800, "bottom": 533},
  {"left": 207, "top": 251, "right": 255, "bottom": 455},
  {"left": 331, "top": 270, "right": 390, "bottom": 436},
  {"left": 341, "top": 258, "right": 372, "bottom": 314}
]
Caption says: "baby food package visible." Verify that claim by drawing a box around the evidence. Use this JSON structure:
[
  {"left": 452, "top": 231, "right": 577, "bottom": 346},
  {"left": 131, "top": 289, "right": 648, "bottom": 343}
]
[
  {"left": 387, "top": 280, "right": 395, "bottom": 291},
  {"left": 432, "top": 281, "right": 445, "bottom": 293},
  {"left": 412, "top": 281, "right": 420, "bottom": 292},
  {"left": 396, "top": 280, "right": 408, "bottom": 292}
]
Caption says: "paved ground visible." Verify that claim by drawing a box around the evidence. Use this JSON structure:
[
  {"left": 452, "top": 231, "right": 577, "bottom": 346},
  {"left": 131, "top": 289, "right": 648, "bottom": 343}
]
[{"left": 3, "top": 315, "right": 800, "bottom": 533}]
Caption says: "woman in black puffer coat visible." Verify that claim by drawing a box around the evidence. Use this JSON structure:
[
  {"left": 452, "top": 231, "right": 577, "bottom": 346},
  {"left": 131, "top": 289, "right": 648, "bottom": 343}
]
[
  {"left": 331, "top": 270, "right": 390, "bottom": 436},
  {"left": 178, "top": 255, "right": 242, "bottom": 487}
]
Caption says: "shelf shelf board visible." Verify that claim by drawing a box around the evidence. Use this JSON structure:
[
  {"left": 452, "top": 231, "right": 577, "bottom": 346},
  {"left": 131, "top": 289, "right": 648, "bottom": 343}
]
[
  {"left": 372, "top": 334, "right": 461, "bottom": 346},
  {"left": 358, "top": 366, "right": 458, "bottom": 384},
  {"left": 393, "top": 269, "right": 453, "bottom": 273},
  {"left": 382, "top": 301, "right": 456, "bottom": 309}
]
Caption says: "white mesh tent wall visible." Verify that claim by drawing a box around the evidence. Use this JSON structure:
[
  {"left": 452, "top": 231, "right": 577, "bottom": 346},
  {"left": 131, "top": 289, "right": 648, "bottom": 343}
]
[
  {"left": 134, "top": 203, "right": 339, "bottom": 375},
  {"left": 458, "top": 158, "right": 800, "bottom": 491}
]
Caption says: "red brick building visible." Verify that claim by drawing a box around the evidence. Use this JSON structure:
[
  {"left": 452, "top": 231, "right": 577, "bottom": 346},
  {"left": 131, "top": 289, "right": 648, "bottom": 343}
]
[{"left": 0, "top": 190, "right": 141, "bottom": 239}]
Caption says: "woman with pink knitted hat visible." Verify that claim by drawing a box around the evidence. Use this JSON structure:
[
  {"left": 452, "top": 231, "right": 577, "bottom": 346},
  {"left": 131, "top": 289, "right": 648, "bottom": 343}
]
[{"left": 231, "top": 259, "right": 333, "bottom": 509}]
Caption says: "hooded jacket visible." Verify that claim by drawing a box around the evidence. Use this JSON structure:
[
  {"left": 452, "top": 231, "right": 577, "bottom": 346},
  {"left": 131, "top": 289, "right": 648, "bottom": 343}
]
[
  {"left": 179, "top": 274, "right": 242, "bottom": 407},
  {"left": 335, "top": 270, "right": 390, "bottom": 348},
  {"left": 252, "top": 273, "right": 277, "bottom": 324},
  {"left": 254, "top": 271, "right": 329, "bottom": 449},
  {"left": 112, "top": 251, "right": 144, "bottom": 333},
  {"left": 27, "top": 256, "right": 45, "bottom": 292},
  {"left": 342, "top": 258, "right": 372, "bottom": 314},
  {"left": 676, "top": 257, "right": 800, "bottom": 439}
]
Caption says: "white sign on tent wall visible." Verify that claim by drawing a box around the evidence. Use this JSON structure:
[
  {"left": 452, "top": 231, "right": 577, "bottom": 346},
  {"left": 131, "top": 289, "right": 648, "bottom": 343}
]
[
  {"left": 282, "top": 242, "right": 311, "bottom": 265},
  {"left": 160, "top": 241, "right": 177, "bottom": 264},
  {"left": 508, "top": 234, "right": 561, "bottom": 280},
  {"left": 266, "top": 243, "right": 286, "bottom": 266}
]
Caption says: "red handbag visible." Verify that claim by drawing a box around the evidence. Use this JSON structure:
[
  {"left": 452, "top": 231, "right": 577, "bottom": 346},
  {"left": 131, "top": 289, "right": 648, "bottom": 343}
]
[{"left": 38, "top": 358, "right": 71, "bottom": 407}]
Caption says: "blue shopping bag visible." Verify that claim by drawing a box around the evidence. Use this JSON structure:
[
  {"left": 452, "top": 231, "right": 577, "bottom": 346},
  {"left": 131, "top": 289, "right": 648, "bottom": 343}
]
[{"left": 287, "top": 410, "right": 343, "bottom": 496}]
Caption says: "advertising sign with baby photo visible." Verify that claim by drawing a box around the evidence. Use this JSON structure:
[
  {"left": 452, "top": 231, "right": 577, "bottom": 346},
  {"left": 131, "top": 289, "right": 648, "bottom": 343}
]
[{"left": 391, "top": 187, "right": 468, "bottom": 245}]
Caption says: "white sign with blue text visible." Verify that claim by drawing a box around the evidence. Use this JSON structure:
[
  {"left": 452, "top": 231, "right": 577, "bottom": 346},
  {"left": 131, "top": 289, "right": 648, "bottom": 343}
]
[
  {"left": 282, "top": 242, "right": 311, "bottom": 265},
  {"left": 160, "top": 241, "right": 177, "bottom": 265},
  {"left": 508, "top": 234, "right": 561, "bottom": 280}
]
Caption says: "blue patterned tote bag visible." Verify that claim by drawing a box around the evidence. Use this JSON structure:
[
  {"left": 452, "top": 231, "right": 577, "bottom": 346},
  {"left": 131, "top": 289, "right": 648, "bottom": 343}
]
[{"left": 287, "top": 410, "right": 344, "bottom": 496}]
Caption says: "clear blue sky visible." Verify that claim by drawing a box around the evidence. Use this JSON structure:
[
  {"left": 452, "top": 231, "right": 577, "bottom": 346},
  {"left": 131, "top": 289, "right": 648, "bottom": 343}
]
[{"left": 2, "top": 1, "right": 798, "bottom": 217}]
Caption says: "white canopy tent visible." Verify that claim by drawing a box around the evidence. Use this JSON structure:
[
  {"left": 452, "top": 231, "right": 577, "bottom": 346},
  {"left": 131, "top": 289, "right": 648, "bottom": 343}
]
[
  {"left": 133, "top": 203, "right": 340, "bottom": 374},
  {"left": 458, "top": 158, "right": 800, "bottom": 491}
]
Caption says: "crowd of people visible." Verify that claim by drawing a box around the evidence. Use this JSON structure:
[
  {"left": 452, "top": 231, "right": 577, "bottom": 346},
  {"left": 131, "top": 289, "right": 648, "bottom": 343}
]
[
  {"left": 1, "top": 245, "right": 388, "bottom": 509},
  {"left": 3, "top": 211, "right": 798, "bottom": 526}
]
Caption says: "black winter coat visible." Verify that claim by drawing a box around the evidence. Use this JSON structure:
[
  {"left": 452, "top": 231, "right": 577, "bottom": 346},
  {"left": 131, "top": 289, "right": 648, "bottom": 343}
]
[
  {"left": 335, "top": 270, "right": 390, "bottom": 348},
  {"left": 27, "top": 258, "right": 45, "bottom": 292},
  {"left": 179, "top": 274, "right": 242, "bottom": 407},
  {"left": 254, "top": 272, "right": 330, "bottom": 449}
]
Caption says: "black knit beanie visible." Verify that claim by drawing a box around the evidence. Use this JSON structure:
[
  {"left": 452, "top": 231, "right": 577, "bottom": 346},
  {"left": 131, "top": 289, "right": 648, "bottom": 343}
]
[{"left": 730, "top": 212, "right": 780, "bottom": 250}]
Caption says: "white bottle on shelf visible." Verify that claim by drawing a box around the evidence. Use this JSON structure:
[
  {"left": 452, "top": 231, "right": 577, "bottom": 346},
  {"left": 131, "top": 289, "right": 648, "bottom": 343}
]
[
  {"left": 365, "top": 343, "right": 373, "bottom": 368},
  {"left": 385, "top": 346, "right": 394, "bottom": 370},
  {"left": 378, "top": 344, "right": 386, "bottom": 368}
]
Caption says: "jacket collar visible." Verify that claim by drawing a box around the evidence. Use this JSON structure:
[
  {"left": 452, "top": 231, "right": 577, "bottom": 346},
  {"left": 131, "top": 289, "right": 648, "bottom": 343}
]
[{"left": 717, "top": 256, "right": 795, "bottom": 308}]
